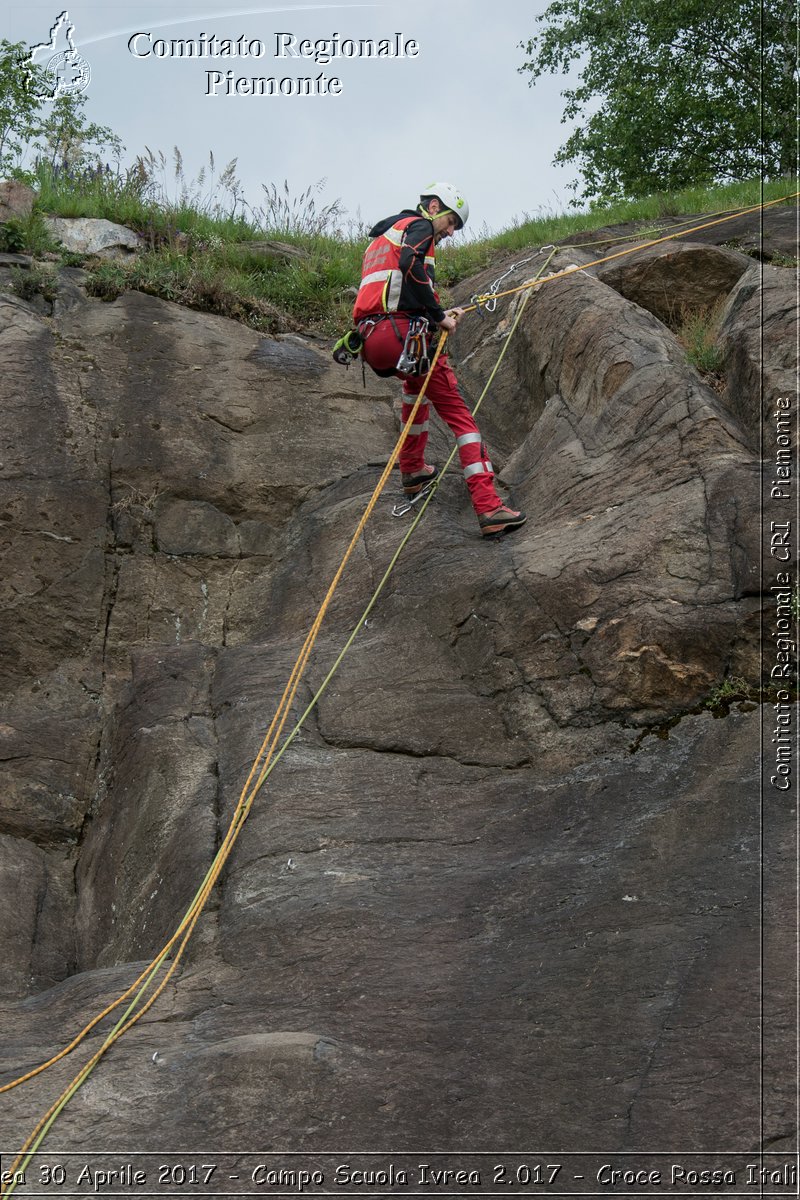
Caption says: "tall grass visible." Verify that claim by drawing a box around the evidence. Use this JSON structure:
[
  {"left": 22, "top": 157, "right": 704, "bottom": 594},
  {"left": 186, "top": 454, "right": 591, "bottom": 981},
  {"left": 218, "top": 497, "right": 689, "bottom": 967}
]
[
  {"left": 20, "top": 154, "right": 800, "bottom": 334},
  {"left": 674, "top": 300, "right": 727, "bottom": 379},
  {"left": 441, "top": 176, "right": 799, "bottom": 281},
  {"left": 255, "top": 179, "right": 348, "bottom": 239},
  {"left": 33, "top": 150, "right": 367, "bottom": 332},
  {"left": 34, "top": 150, "right": 256, "bottom": 244}
]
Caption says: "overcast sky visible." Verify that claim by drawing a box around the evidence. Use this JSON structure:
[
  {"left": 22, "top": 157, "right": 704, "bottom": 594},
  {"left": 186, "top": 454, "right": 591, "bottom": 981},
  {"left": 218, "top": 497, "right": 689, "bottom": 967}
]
[{"left": 6, "top": 0, "right": 584, "bottom": 234}]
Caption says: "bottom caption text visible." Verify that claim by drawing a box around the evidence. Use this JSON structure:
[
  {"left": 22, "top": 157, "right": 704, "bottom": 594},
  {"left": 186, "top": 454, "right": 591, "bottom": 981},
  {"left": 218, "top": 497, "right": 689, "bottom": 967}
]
[{"left": 1, "top": 1153, "right": 797, "bottom": 1195}]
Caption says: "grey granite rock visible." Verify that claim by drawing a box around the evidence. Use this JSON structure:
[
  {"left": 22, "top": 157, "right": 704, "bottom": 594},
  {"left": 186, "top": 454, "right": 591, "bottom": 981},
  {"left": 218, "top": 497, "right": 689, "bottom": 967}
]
[{"left": 0, "top": 208, "right": 795, "bottom": 1160}]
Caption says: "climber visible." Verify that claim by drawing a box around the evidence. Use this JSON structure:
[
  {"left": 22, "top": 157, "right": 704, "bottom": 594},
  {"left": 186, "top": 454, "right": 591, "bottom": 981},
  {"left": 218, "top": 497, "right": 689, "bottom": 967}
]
[{"left": 352, "top": 182, "right": 527, "bottom": 537}]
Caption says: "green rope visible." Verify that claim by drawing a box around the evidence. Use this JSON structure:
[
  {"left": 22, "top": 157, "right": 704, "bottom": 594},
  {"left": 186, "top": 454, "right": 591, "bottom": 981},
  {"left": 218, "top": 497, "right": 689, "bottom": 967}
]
[{"left": 2, "top": 253, "right": 548, "bottom": 1196}]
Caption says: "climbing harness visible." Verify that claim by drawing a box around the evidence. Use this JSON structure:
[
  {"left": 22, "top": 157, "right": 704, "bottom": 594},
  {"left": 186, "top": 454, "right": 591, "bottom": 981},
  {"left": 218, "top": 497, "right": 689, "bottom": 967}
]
[
  {"left": 338, "top": 314, "right": 437, "bottom": 379},
  {"left": 2, "top": 188, "right": 798, "bottom": 1195}
]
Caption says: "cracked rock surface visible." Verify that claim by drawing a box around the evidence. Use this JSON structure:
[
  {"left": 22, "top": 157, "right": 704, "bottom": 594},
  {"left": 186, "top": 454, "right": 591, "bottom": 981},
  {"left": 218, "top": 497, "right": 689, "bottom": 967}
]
[{"left": 0, "top": 213, "right": 795, "bottom": 1154}]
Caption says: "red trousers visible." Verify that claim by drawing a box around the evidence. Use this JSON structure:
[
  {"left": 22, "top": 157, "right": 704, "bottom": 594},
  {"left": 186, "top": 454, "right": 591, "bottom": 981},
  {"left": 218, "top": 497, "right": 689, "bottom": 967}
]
[{"left": 359, "top": 316, "right": 501, "bottom": 515}]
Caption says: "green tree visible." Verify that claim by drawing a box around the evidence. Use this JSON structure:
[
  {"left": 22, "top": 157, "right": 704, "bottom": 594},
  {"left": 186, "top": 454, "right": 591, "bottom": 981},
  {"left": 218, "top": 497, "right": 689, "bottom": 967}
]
[
  {"left": 33, "top": 92, "right": 122, "bottom": 172},
  {"left": 0, "top": 39, "right": 122, "bottom": 180},
  {"left": 519, "top": 0, "right": 798, "bottom": 205},
  {"left": 0, "top": 39, "right": 45, "bottom": 176}
]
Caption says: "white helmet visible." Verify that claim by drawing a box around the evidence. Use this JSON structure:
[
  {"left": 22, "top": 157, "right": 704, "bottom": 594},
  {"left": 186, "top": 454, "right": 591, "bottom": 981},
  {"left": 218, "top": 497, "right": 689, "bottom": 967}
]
[{"left": 421, "top": 181, "right": 469, "bottom": 229}]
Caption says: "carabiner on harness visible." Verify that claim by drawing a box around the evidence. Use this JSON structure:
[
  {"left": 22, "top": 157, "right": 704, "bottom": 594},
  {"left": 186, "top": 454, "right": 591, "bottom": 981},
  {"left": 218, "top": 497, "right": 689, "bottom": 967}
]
[{"left": 396, "top": 316, "right": 430, "bottom": 376}]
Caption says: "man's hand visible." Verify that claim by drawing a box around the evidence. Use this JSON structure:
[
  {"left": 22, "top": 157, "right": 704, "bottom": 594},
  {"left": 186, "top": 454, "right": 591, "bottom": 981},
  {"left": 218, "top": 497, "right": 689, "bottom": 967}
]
[{"left": 438, "top": 307, "right": 465, "bottom": 333}]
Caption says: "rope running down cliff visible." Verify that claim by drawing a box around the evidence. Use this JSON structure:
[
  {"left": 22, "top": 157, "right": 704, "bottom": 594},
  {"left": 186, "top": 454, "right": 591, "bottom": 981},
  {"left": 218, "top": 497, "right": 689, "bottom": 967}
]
[{"left": 0, "top": 192, "right": 796, "bottom": 1191}]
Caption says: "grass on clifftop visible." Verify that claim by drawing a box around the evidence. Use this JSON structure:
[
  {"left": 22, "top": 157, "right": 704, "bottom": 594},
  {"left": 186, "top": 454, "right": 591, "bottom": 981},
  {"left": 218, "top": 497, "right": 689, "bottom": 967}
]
[{"left": 3, "top": 156, "right": 797, "bottom": 336}]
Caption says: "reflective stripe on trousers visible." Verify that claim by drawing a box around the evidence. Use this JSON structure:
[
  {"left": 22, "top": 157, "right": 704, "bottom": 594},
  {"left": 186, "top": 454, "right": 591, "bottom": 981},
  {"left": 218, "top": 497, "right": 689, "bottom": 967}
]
[
  {"left": 457, "top": 432, "right": 493, "bottom": 480},
  {"left": 400, "top": 357, "right": 501, "bottom": 516}
]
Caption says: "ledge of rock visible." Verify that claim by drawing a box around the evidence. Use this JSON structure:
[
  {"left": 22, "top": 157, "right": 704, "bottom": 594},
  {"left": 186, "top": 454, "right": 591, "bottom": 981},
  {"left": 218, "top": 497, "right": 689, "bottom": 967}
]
[
  {"left": 719, "top": 261, "right": 798, "bottom": 442},
  {"left": 236, "top": 239, "right": 310, "bottom": 263},
  {"left": 43, "top": 216, "right": 144, "bottom": 258},
  {"left": 595, "top": 240, "right": 752, "bottom": 324}
]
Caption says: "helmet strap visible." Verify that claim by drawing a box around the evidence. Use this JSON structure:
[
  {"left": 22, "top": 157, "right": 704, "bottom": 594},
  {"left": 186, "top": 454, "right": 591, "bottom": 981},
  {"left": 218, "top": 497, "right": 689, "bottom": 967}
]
[{"left": 419, "top": 201, "right": 453, "bottom": 222}]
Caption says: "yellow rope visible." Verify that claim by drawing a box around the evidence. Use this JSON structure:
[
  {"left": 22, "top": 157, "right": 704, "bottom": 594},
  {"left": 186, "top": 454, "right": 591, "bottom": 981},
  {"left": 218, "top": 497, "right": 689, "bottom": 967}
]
[
  {"left": 2, "top": 189, "right": 796, "bottom": 1186},
  {"left": 550, "top": 196, "right": 788, "bottom": 253},
  {"left": 0, "top": 339, "right": 448, "bottom": 1192}
]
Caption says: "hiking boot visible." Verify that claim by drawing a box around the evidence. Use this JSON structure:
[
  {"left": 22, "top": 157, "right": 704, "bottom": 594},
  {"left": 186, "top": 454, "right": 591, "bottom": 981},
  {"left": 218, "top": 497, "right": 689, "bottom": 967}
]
[
  {"left": 401, "top": 464, "right": 438, "bottom": 495},
  {"left": 478, "top": 505, "right": 527, "bottom": 536}
]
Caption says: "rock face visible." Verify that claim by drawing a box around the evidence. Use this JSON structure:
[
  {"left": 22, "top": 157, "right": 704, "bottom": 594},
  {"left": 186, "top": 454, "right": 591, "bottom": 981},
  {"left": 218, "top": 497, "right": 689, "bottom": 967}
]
[
  {"left": 0, "top": 180, "right": 36, "bottom": 223},
  {"left": 0, "top": 210, "right": 795, "bottom": 1159},
  {"left": 719, "top": 262, "right": 798, "bottom": 441},
  {"left": 237, "top": 239, "right": 309, "bottom": 263},
  {"left": 597, "top": 240, "right": 751, "bottom": 324},
  {"left": 452, "top": 241, "right": 765, "bottom": 729}
]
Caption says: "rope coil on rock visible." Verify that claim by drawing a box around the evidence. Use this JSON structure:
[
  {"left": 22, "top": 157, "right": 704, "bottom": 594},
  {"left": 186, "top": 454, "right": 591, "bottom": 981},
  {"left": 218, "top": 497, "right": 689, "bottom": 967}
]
[{"left": 1, "top": 191, "right": 797, "bottom": 1188}]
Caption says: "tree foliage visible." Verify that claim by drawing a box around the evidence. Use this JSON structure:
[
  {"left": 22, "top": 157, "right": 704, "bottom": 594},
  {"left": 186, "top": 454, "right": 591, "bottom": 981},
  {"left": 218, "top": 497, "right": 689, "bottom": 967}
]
[
  {"left": 519, "top": 0, "right": 798, "bottom": 205},
  {"left": 0, "top": 38, "right": 121, "bottom": 179},
  {"left": 0, "top": 41, "right": 44, "bottom": 175},
  {"left": 32, "top": 93, "right": 122, "bottom": 173}
]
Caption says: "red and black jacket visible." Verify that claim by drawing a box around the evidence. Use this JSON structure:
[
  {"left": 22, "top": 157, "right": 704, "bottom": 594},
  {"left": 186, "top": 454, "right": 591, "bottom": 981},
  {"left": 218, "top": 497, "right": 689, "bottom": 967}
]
[{"left": 352, "top": 210, "right": 446, "bottom": 326}]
